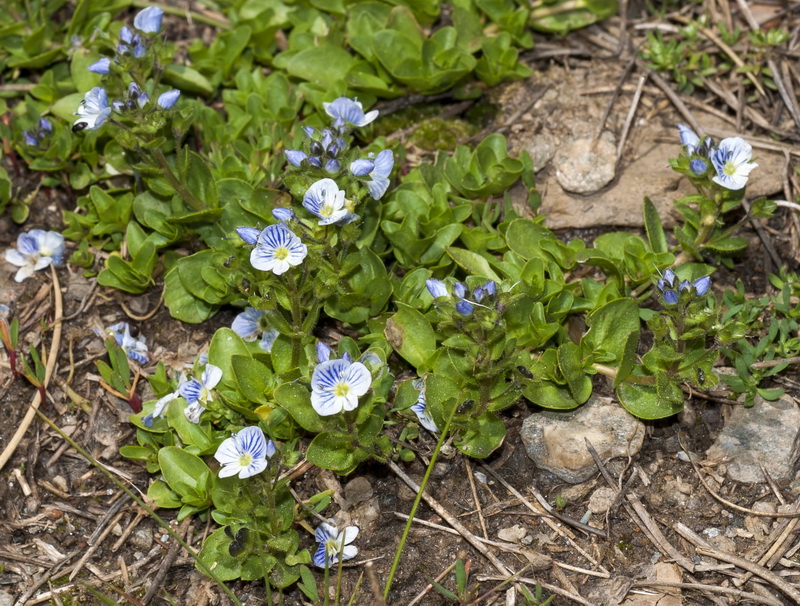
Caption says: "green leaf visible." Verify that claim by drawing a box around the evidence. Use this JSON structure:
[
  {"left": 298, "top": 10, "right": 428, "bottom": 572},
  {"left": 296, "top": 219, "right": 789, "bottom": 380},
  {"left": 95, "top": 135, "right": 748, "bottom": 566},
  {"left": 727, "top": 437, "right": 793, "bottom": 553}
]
[
  {"left": 274, "top": 383, "right": 324, "bottom": 433},
  {"left": 158, "top": 446, "right": 212, "bottom": 506},
  {"left": 582, "top": 298, "right": 641, "bottom": 364},
  {"left": 557, "top": 342, "right": 592, "bottom": 403},
  {"left": 446, "top": 247, "right": 501, "bottom": 282},
  {"left": 232, "top": 355, "right": 272, "bottom": 406},
  {"left": 643, "top": 196, "right": 667, "bottom": 254},
  {"left": 208, "top": 328, "right": 252, "bottom": 391},
  {"left": 164, "top": 265, "right": 218, "bottom": 323},
  {"left": 285, "top": 47, "right": 357, "bottom": 87},
  {"left": 385, "top": 303, "right": 437, "bottom": 370},
  {"left": 147, "top": 479, "right": 182, "bottom": 508},
  {"left": 163, "top": 64, "right": 213, "bottom": 95},
  {"left": 616, "top": 379, "right": 683, "bottom": 420},
  {"left": 454, "top": 412, "right": 505, "bottom": 458},
  {"left": 523, "top": 381, "right": 581, "bottom": 410},
  {"left": 306, "top": 431, "right": 360, "bottom": 472},
  {"left": 613, "top": 331, "right": 640, "bottom": 388}
]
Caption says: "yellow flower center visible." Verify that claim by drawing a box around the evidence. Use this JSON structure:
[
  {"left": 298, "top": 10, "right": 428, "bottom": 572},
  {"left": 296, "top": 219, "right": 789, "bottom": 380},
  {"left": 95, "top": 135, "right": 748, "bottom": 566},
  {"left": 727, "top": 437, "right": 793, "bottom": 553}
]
[
  {"left": 723, "top": 161, "right": 736, "bottom": 176},
  {"left": 333, "top": 382, "right": 351, "bottom": 398},
  {"left": 238, "top": 453, "right": 253, "bottom": 467},
  {"left": 274, "top": 246, "right": 289, "bottom": 260}
]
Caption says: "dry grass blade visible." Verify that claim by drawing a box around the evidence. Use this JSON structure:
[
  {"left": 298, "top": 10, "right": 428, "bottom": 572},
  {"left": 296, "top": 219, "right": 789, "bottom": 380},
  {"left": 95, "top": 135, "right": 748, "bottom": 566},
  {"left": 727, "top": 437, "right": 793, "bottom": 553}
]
[
  {"left": 0, "top": 266, "right": 63, "bottom": 472},
  {"left": 633, "top": 581, "right": 784, "bottom": 606},
  {"left": 695, "top": 547, "right": 800, "bottom": 603}
]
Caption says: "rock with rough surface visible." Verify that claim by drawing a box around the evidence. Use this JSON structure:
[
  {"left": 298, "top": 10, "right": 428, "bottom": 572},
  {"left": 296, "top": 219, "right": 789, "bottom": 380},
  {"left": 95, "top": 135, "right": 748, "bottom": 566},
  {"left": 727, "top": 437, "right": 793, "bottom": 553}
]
[
  {"left": 552, "top": 132, "right": 616, "bottom": 194},
  {"left": 521, "top": 395, "right": 645, "bottom": 483},
  {"left": 705, "top": 394, "right": 800, "bottom": 483}
]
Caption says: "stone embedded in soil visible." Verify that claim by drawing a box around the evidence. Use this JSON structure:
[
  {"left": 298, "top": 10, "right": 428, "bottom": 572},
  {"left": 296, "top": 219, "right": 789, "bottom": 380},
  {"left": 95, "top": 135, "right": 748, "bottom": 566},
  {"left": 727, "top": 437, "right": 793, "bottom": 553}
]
[
  {"left": 497, "top": 524, "right": 527, "bottom": 543},
  {"left": 344, "top": 476, "right": 373, "bottom": 506},
  {"left": 552, "top": 132, "right": 617, "bottom": 194},
  {"left": 520, "top": 395, "right": 646, "bottom": 484},
  {"left": 0, "top": 589, "right": 12, "bottom": 606},
  {"left": 588, "top": 486, "right": 617, "bottom": 514},
  {"left": 704, "top": 394, "right": 800, "bottom": 483}
]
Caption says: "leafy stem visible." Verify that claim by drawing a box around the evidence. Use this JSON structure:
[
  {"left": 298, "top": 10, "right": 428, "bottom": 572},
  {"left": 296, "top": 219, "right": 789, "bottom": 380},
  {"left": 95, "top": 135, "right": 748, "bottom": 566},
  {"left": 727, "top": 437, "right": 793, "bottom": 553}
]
[{"left": 151, "top": 148, "right": 206, "bottom": 212}]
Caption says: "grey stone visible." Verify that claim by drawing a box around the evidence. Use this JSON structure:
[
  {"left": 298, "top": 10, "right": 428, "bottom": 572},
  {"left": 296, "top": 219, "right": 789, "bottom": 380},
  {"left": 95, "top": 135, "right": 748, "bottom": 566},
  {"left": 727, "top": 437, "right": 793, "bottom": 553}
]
[
  {"left": 552, "top": 132, "right": 617, "bottom": 194},
  {"left": 497, "top": 524, "right": 527, "bottom": 543},
  {"left": 344, "top": 476, "right": 373, "bottom": 506},
  {"left": 705, "top": 394, "right": 800, "bottom": 483},
  {"left": 0, "top": 589, "right": 12, "bottom": 606},
  {"left": 588, "top": 487, "right": 616, "bottom": 514},
  {"left": 129, "top": 527, "right": 153, "bottom": 552},
  {"left": 521, "top": 395, "right": 646, "bottom": 483},
  {"left": 525, "top": 130, "right": 557, "bottom": 172}
]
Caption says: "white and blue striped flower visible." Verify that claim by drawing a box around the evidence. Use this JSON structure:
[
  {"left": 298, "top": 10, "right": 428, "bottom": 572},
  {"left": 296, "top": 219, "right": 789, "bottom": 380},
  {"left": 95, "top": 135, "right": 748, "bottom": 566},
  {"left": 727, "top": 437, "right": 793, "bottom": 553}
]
[
  {"left": 367, "top": 149, "right": 393, "bottom": 200},
  {"left": 710, "top": 137, "right": 757, "bottom": 190},
  {"left": 678, "top": 125, "right": 700, "bottom": 155},
  {"left": 411, "top": 379, "right": 438, "bottom": 432},
  {"left": 231, "top": 307, "right": 279, "bottom": 353},
  {"left": 5, "top": 229, "right": 65, "bottom": 282},
  {"left": 105, "top": 322, "right": 149, "bottom": 364},
  {"left": 73, "top": 87, "right": 112, "bottom": 132},
  {"left": 303, "top": 179, "right": 348, "bottom": 225},
  {"left": 178, "top": 364, "right": 222, "bottom": 423},
  {"left": 214, "top": 426, "right": 276, "bottom": 479},
  {"left": 134, "top": 6, "right": 164, "bottom": 34},
  {"left": 249, "top": 224, "right": 307, "bottom": 275},
  {"left": 313, "top": 522, "right": 359, "bottom": 568},
  {"left": 323, "top": 97, "right": 378, "bottom": 131},
  {"left": 310, "top": 357, "right": 371, "bottom": 416}
]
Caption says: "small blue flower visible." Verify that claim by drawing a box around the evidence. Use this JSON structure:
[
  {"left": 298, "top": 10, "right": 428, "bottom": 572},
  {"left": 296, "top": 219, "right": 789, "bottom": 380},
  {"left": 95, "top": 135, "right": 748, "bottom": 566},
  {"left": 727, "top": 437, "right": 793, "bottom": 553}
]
[
  {"left": 710, "top": 137, "right": 757, "bottom": 190},
  {"left": 272, "top": 208, "right": 295, "bottom": 222},
  {"left": 411, "top": 379, "right": 438, "bottom": 432},
  {"left": 127, "top": 82, "right": 149, "bottom": 109},
  {"left": 73, "top": 87, "right": 112, "bottom": 132},
  {"left": 426, "top": 279, "right": 448, "bottom": 299},
  {"left": 453, "top": 282, "right": 467, "bottom": 300},
  {"left": 692, "top": 276, "right": 711, "bottom": 296},
  {"left": 367, "top": 149, "right": 393, "bottom": 200},
  {"left": 142, "top": 391, "right": 179, "bottom": 427},
  {"left": 133, "top": 42, "right": 146, "bottom": 58},
  {"left": 302, "top": 126, "right": 315, "bottom": 138},
  {"left": 313, "top": 522, "right": 359, "bottom": 568},
  {"left": 39, "top": 118, "right": 52, "bottom": 132},
  {"left": 285, "top": 150, "right": 306, "bottom": 167},
  {"left": 105, "top": 322, "right": 149, "bottom": 364},
  {"left": 317, "top": 342, "right": 333, "bottom": 363},
  {"left": 678, "top": 124, "right": 700, "bottom": 155},
  {"left": 23, "top": 131, "right": 38, "bottom": 146},
  {"left": 323, "top": 97, "right": 378, "bottom": 132},
  {"left": 120, "top": 26, "right": 134, "bottom": 44},
  {"left": 5, "top": 230, "right": 65, "bottom": 282},
  {"left": 310, "top": 358, "right": 372, "bottom": 416},
  {"left": 231, "top": 307, "right": 279, "bottom": 353},
  {"left": 214, "top": 426, "right": 276, "bottom": 479},
  {"left": 134, "top": 6, "right": 164, "bottom": 34},
  {"left": 250, "top": 224, "right": 307, "bottom": 275},
  {"left": 180, "top": 364, "right": 222, "bottom": 406},
  {"left": 236, "top": 227, "right": 260, "bottom": 245},
  {"left": 349, "top": 159, "right": 375, "bottom": 177},
  {"left": 303, "top": 179, "right": 348, "bottom": 225},
  {"left": 157, "top": 90, "right": 180, "bottom": 109},
  {"left": 88, "top": 57, "right": 111, "bottom": 74},
  {"left": 455, "top": 300, "right": 474, "bottom": 316},
  {"left": 324, "top": 159, "right": 340, "bottom": 173},
  {"left": 689, "top": 159, "right": 707, "bottom": 175}
]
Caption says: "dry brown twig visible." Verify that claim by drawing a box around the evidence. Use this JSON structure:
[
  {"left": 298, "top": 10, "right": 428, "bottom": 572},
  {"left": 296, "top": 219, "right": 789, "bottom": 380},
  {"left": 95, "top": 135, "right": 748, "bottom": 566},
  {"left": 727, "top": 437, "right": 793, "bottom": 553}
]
[{"left": 0, "top": 266, "right": 63, "bottom": 472}]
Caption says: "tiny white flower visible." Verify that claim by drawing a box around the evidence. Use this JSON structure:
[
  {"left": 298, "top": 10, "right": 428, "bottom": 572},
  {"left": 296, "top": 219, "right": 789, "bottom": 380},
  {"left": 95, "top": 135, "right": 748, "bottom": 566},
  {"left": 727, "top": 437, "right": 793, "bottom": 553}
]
[
  {"left": 214, "top": 426, "right": 276, "bottom": 479},
  {"left": 310, "top": 358, "right": 371, "bottom": 416},
  {"left": 323, "top": 97, "right": 378, "bottom": 131},
  {"left": 710, "top": 137, "right": 757, "bottom": 190},
  {"left": 178, "top": 364, "right": 222, "bottom": 424},
  {"left": 73, "top": 87, "right": 112, "bottom": 132},
  {"left": 302, "top": 179, "right": 348, "bottom": 225},
  {"left": 231, "top": 307, "right": 280, "bottom": 353},
  {"left": 249, "top": 224, "right": 308, "bottom": 275},
  {"left": 105, "top": 322, "right": 149, "bottom": 364},
  {"left": 313, "top": 522, "right": 359, "bottom": 568},
  {"left": 410, "top": 379, "right": 438, "bottom": 433},
  {"left": 5, "top": 229, "right": 65, "bottom": 282}
]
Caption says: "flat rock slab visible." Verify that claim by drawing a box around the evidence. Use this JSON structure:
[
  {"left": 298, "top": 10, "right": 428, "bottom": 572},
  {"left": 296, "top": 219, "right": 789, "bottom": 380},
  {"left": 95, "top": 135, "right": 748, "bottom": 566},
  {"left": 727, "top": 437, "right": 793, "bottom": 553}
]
[
  {"left": 521, "top": 395, "right": 646, "bottom": 484},
  {"left": 705, "top": 394, "right": 800, "bottom": 483},
  {"left": 500, "top": 66, "right": 789, "bottom": 230}
]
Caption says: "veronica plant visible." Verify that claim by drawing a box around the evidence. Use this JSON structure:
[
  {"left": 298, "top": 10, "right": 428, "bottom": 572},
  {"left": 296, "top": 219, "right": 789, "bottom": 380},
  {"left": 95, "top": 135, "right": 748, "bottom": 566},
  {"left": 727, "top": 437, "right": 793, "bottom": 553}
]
[{"left": 668, "top": 125, "right": 774, "bottom": 265}]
